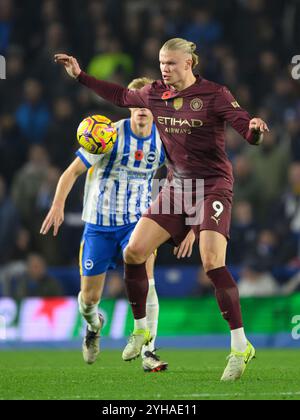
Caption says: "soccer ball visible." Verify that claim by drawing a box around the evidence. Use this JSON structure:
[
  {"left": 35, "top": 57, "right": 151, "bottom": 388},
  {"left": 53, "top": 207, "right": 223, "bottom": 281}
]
[{"left": 77, "top": 115, "right": 117, "bottom": 154}]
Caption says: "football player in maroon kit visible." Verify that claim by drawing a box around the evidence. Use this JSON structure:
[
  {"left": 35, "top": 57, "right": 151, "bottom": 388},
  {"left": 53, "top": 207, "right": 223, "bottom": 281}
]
[{"left": 55, "top": 37, "right": 268, "bottom": 381}]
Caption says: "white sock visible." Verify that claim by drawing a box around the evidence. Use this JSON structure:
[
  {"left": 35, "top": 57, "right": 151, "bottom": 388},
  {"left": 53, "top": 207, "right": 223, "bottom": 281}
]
[
  {"left": 78, "top": 291, "right": 100, "bottom": 333},
  {"left": 134, "top": 317, "right": 147, "bottom": 330},
  {"left": 142, "top": 278, "right": 159, "bottom": 357},
  {"left": 231, "top": 327, "right": 248, "bottom": 352}
]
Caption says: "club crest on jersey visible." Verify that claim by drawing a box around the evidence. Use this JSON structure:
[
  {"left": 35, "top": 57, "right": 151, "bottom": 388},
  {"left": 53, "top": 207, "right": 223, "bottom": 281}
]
[
  {"left": 146, "top": 151, "right": 158, "bottom": 164},
  {"left": 135, "top": 150, "right": 144, "bottom": 161},
  {"left": 190, "top": 98, "right": 203, "bottom": 111},
  {"left": 173, "top": 97, "right": 183, "bottom": 110}
]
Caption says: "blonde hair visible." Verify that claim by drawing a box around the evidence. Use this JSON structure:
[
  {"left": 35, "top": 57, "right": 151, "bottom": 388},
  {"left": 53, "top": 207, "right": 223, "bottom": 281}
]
[
  {"left": 160, "top": 38, "right": 199, "bottom": 69},
  {"left": 127, "top": 77, "right": 154, "bottom": 90}
]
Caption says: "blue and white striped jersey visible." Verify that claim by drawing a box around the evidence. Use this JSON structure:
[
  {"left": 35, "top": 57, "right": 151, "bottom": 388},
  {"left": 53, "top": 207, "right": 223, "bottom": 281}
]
[{"left": 76, "top": 118, "right": 166, "bottom": 227}]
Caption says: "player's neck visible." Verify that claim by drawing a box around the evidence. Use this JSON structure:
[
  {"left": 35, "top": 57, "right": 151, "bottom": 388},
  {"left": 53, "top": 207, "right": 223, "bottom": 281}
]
[
  {"left": 171, "top": 74, "right": 197, "bottom": 92},
  {"left": 130, "top": 121, "right": 152, "bottom": 138}
]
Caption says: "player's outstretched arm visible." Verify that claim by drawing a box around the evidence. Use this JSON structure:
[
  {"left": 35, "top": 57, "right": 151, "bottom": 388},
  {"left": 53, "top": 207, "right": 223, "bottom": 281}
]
[
  {"left": 214, "top": 86, "right": 269, "bottom": 145},
  {"left": 173, "top": 230, "right": 195, "bottom": 259},
  {"left": 54, "top": 53, "right": 150, "bottom": 108},
  {"left": 40, "top": 157, "right": 87, "bottom": 236}
]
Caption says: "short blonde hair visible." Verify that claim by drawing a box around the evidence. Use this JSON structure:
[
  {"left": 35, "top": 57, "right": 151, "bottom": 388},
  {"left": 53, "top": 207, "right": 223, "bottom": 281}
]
[
  {"left": 160, "top": 38, "right": 199, "bottom": 69},
  {"left": 127, "top": 77, "right": 154, "bottom": 90}
]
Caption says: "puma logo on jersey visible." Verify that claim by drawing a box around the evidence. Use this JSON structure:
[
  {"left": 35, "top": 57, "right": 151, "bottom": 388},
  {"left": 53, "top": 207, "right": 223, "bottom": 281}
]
[{"left": 211, "top": 215, "right": 220, "bottom": 225}]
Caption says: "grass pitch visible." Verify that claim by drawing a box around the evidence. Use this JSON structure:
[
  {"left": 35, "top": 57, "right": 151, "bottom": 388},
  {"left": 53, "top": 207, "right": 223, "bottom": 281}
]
[{"left": 0, "top": 349, "right": 299, "bottom": 400}]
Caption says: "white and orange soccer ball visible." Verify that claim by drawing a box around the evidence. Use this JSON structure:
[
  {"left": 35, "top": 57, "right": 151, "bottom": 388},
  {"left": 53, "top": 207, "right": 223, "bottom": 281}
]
[{"left": 77, "top": 115, "right": 117, "bottom": 154}]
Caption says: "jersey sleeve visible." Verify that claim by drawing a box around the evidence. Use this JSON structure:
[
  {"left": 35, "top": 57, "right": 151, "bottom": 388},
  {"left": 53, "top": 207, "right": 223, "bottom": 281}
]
[
  {"left": 75, "top": 147, "right": 105, "bottom": 168},
  {"left": 213, "top": 86, "right": 251, "bottom": 139},
  {"left": 78, "top": 71, "right": 151, "bottom": 108}
]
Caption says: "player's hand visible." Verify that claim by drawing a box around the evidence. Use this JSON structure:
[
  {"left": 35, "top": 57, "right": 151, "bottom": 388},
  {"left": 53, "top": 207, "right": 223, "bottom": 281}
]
[
  {"left": 173, "top": 230, "right": 195, "bottom": 259},
  {"left": 249, "top": 118, "right": 269, "bottom": 133},
  {"left": 40, "top": 205, "right": 64, "bottom": 237},
  {"left": 54, "top": 53, "right": 81, "bottom": 79}
]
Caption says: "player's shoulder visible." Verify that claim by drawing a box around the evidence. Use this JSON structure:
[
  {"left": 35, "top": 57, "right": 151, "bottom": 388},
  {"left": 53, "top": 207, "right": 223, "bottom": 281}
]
[
  {"left": 198, "top": 77, "right": 227, "bottom": 95},
  {"left": 149, "top": 79, "right": 166, "bottom": 93},
  {"left": 152, "top": 79, "right": 164, "bottom": 88},
  {"left": 113, "top": 118, "right": 127, "bottom": 131}
]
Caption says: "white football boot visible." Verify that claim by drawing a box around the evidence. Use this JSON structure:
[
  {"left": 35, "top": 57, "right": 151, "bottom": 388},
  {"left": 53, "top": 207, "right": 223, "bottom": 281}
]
[
  {"left": 122, "top": 328, "right": 152, "bottom": 361},
  {"left": 142, "top": 351, "right": 168, "bottom": 373},
  {"left": 221, "top": 340, "right": 256, "bottom": 381},
  {"left": 82, "top": 313, "right": 104, "bottom": 365}
]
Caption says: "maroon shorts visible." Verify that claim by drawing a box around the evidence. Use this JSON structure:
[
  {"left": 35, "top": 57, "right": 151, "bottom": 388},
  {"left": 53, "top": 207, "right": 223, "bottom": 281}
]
[{"left": 143, "top": 181, "right": 232, "bottom": 246}]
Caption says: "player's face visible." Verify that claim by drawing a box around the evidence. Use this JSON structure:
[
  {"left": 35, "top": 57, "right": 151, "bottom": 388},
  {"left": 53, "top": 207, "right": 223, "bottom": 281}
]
[
  {"left": 159, "top": 49, "right": 192, "bottom": 86},
  {"left": 130, "top": 107, "right": 153, "bottom": 127}
]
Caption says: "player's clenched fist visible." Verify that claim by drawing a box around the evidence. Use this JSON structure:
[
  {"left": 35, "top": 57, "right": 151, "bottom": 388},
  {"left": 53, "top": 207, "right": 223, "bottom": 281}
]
[
  {"left": 54, "top": 54, "right": 81, "bottom": 79},
  {"left": 249, "top": 118, "right": 269, "bottom": 133},
  {"left": 248, "top": 118, "right": 269, "bottom": 145}
]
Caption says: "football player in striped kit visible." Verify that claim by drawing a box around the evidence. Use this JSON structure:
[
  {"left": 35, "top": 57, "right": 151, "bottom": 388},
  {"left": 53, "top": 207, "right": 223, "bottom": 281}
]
[{"left": 40, "top": 77, "right": 195, "bottom": 372}]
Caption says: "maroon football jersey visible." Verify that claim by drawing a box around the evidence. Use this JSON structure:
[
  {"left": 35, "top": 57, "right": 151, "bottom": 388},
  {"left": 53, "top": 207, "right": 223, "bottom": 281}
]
[{"left": 78, "top": 73, "right": 252, "bottom": 189}]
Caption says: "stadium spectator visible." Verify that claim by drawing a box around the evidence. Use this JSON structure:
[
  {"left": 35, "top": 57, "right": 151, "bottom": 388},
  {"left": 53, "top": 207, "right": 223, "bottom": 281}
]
[
  {"left": 273, "top": 162, "right": 300, "bottom": 261},
  {"left": 0, "top": 253, "right": 63, "bottom": 299},
  {"left": 0, "top": 113, "right": 26, "bottom": 185},
  {"left": 104, "top": 271, "right": 126, "bottom": 299},
  {"left": 180, "top": 8, "right": 222, "bottom": 48},
  {"left": 33, "top": 165, "right": 62, "bottom": 265},
  {"left": 246, "top": 129, "right": 290, "bottom": 223},
  {"left": 45, "top": 97, "right": 78, "bottom": 169},
  {"left": 11, "top": 145, "right": 50, "bottom": 229},
  {"left": 0, "top": 175, "right": 19, "bottom": 263},
  {"left": 87, "top": 38, "right": 133, "bottom": 81},
  {"left": 238, "top": 261, "right": 279, "bottom": 297},
  {"left": 284, "top": 109, "right": 300, "bottom": 162},
  {"left": 252, "top": 229, "right": 295, "bottom": 269},
  {"left": 264, "top": 76, "right": 298, "bottom": 124},
  {"left": 9, "top": 227, "right": 32, "bottom": 262},
  {"left": 232, "top": 155, "right": 261, "bottom": 216},
  {"left": 0, "top": 0, "right": 14, "bottom": 55},
  {"left": 0, "top": 45, "right": 25, "bottom": 113},
  {"left": 225, "top": 127, "right": 245, "bottom": 162},
  {"left": 191, "top": 267, "right": 214, "bottom": 297},
  {"left": 15, "top": 79, "right": 51, "bottom": 144},
  {"left": 228, "top": 201, "right": 257, "bottom": 265}
]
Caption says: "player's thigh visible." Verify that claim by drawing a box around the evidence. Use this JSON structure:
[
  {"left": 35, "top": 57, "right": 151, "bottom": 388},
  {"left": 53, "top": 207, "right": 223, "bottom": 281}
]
[
  {"left": 199, "top": 230, "right": 227, "bottom": 272},
  {"left": 80, "top": 224, "right": 120, "bottom": 273},
  {"left": 80, "top": 273, "right": 106, "bottom": 304},
  {"left": 145, "top": 251, "right": 156, "bottom": 279},
  {"left": 124, "top": 217, "right": 171, "bottom": 263}
]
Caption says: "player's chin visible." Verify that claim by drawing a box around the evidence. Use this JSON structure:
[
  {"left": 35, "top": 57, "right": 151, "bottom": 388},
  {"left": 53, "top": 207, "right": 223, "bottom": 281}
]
[{"left": 162, "top": 76, "right": 172, "bottom": 84}]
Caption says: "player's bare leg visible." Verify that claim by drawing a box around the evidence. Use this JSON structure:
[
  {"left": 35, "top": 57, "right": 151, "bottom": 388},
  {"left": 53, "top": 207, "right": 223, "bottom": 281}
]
[
  {"left": 199, "top": 230, "right": 255, "bottom": 381},
  {"left": 78, "top": 274, "right": 106, "bottom": 364},
  {"left": 139, "top": 253, "right": 168, "bottom": 372},
  {"left": 122, "top": 217, "right": 170, "bottom": 361}
]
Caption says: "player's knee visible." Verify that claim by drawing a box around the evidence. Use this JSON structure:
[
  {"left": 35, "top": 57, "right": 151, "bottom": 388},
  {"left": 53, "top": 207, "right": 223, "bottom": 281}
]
[
  {"left": 124, "top": 243, "right": 147, "bottom": 264},
  {"left": 81, "top": 289, "right": 100, "bottom": 306},
  {"left": 202, "top": 251, "right": 222, "bottom": 273}
]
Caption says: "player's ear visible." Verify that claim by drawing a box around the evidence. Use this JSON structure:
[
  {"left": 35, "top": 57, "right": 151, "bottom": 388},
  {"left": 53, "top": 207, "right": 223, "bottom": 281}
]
[{"left": 185, "top": 58, "right": 192, "bottom": 70}]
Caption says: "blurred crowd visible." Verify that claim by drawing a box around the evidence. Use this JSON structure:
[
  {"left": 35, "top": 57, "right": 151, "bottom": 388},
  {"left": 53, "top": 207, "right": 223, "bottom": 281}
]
[{"left": 1, "top": 0, "right": 300, "bottom": 298}]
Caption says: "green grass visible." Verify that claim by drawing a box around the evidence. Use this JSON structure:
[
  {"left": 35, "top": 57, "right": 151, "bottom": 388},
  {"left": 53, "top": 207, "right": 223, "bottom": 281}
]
[{"left": 0, "top": 349, "right": 299, "bottom": 400}]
